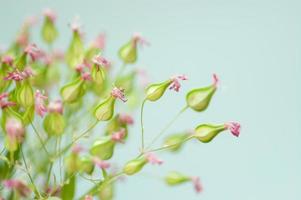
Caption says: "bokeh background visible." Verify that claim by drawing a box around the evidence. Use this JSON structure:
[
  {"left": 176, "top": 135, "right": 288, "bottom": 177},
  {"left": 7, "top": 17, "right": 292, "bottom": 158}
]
[{"left": 1, "top": 0, "right": 300, "bottom": 199}]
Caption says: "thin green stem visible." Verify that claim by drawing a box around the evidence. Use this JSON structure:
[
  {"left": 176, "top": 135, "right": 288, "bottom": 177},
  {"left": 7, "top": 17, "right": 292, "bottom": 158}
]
[
  {"left": 53, "top": 120, "right": 99, "bottom": 159},
  {"left": 115, "top": 63, "right": 126, "bottom": 81},
  {"left": 140, "top": 99, "right": 147, "bottom": 150},
  {"left": 146, "top": 105, "right": 188, "bottom": 150},
  {"left": 147, "top": 136, "right": 192, "bottom": 153},
  {"left": 20, "top": 147, "right": 41, "bottom": 198},
  {"left": 30, "top": 121, "right": 51, "bottom": 158}
]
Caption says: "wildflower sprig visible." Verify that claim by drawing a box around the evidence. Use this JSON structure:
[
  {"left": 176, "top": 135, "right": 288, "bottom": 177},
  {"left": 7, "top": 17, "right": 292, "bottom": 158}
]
[{"left": 0, "top": 9, "right": 241, "bottom": 200}]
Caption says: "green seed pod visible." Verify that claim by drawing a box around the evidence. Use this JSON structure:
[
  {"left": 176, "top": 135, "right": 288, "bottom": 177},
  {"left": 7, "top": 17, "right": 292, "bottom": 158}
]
[
  {"left": 123, "top": 157, "right": 147, "bottom": 175},
  {"left": 118, "top": 40, "right": 137, "bottom": 64},
  {"left": 186, "top": 74, "right": 218, "bottom": 112},
  {"left": 93, "top": 96, "right": 116, "bottom": 121},
  {"left": 163, "top": 133, "right": 190, "bottom": 152},
  {"left": 79, "top": 156, "right": 95, "bottom": 175},
  {"left": 41, "top": 16, "right": 58, "bottom": 44},
  {"left": 99, "top": 182, "right": 114, "bottom": 200},
  {"left": 66, "top": 31, "right": 84, "bottom": 68},
  {"left": 90, "top": 136, "right": 115, "bottom": 160},
  {"left": 145, "top": 80, "right": 172, "bottom": 101},
  {"left": 60, "top": 78, "right": 85, "bottom": 104},
  {"left": 91, "top": 64, "right": 106, "bottom": 86},
  {"left": 16, "top": 81, "right": 34, "bottom": 108},
  {"left": 65, "top": 153, "right": 81, "bottom": 174},
  {"left": 43, "top": 113, "right": 66, "bottom": 136},
  {"left": 193, "top": 124, "right": 226, "bottom": 143},
  {"left": 165, "top": 171, "right": 190, "bottom": 185},
  {"left": 21, "top": 106, "right": 35, "bottom": 125}
]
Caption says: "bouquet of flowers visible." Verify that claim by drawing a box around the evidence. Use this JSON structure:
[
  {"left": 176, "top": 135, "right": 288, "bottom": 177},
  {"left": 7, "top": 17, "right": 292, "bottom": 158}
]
[{"left": 0, "top": 9, "right": 241, "bottom": 200}]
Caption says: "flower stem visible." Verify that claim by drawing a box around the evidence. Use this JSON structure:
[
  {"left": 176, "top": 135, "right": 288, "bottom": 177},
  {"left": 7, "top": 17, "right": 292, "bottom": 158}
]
[
  {"left": 147, "top": 136, "right": 192, "bottom": 153},
  {"left": 140, "top": 99, "right": 147, "bottom": 150},
  {"left": 30, "top": 121, "right": 51, "bottom": 158},
  {"left": 20, "top": 147, "right": 41, "bottom": 198},
  {"left": 53, "top": 120, "right": 99, "bottom": 160},
  {"left": 146, "top": 105, "right": 188, "bottom": 150}
]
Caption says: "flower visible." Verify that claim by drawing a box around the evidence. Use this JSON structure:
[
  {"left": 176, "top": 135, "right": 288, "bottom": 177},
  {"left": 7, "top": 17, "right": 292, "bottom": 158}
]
[
  {"left": 5, "top": 118, "right": 25, "bottom": 143},
  {"left": 81, "top": 71, "right": 92, "bottom": 81},
  {"left": 111, "top": 87, "right": 127, "bottom": 102},
  {"left": 119, "top": 113, "right": 134, "bottom": 125},
  {"left": 191, "top": 176, "right": 203, "bottom": 193},
  {"left": 72, "top": 144, "right": 84, "bottom": 154},
  {"left": 24, "top": 44, "right": 41, "bottom": 61},
  {"left": 111, "top": 128, "right": 126, "bottom": 143},
  {"left": 145, "top": 153, "right": 163, "bottom": 165},
  {"left": 1, "top": 55, "right": 14, "bottom": 66},
  {"left": 0, "top": 92, "right": 16, "bottom": 109},
  {"left": 35, "top": 90, "right": 48, "bottom": 117},
  {"left": 93, "top": 157, "right": 111, "bottom": 169},
  {"left": 133, "top": 33, "right": 150, "bottom": 47},
  {"left": 225, "top": 122, "right": 241, "bottom": 137},
  {"left": 48, "top": 100, "right": 63, "bottom": 114},
  {"left": 169, "top": 74, "right": 188, "bottom": 92},
  {"left": 4, "top": 67, "right": 34, "bottom": 81},
  {"left": 3, "top": 179, "right": 31, "bottom": 197},
  {"left": 43, "top": 8, "right": 56, "bottom": 22},
  {"left": 92, "top": 33, "right": 106, "bottom": 50},
  {"left": 92, "top": 55, "right": 111, "bottom": 69}
]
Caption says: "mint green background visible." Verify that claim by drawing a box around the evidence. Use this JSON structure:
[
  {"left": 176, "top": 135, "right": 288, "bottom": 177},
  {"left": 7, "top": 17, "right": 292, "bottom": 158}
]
[{"left": 1, "top": 0, "right": 300, "bottom": 199}]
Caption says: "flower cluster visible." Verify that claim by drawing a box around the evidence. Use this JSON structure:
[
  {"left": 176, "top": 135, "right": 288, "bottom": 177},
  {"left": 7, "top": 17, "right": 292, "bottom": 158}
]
[{"left": 0, "top": 9, "right": 241, "bottom": 200}]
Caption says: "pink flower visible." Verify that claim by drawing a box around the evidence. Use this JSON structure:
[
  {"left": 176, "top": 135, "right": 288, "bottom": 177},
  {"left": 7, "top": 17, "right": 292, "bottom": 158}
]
[
  {"left": 43, "top": 8, "right": 57, "bottom": 22},
  {"left": 3, "top": 179, "right": 31, "bottom": 197},
  {"left": 5, "top": 118, "right": 25, "bottom": 147},
  {"left": 81, "top": 71, "right": 92, "bottom": 81},
  {"left": 4, "top": 66, "right": 34, "bottom": 81},
  {"left": 111, "top": 128, "right": 126, "bottom": 143},
  {"left": 84, "top": 195, "right": 93, "bottom": 200},
  {"left": 92, "top": 55, "right": 110, "bottom": 69},
  {"left": 119, "top": 114, "right": 134, "bottom": 125},
  {"left": 133, "top": 33, "right": 150, "bottom": 47},
  {"left": 169, "top": 74, "right": 188, "bottom": 92},
  {"left": 1, "top": 55, "right": 14, "bottom": 66},
  {"left": 69, "top": 17, "right": 83, "bottom": 35},
  {"left": 225, "top": 122, "right": 241, "bottom": 137},
  {"left": 93, "top": 157, "right": 110, "bottom": 169},
  {"left": 0, "top": 92, "right": 16, "bottom": 109},
  {"left": 92, "top": 33, "right": 106, "bottom": 50},
  {"left": 111, "top": 87, "right": 127, "bottom": 102},
  {"left": 72, "top": 144, "right": 84, "bottom": 154},
  {"left": 35, "top": 90, "right": 48, "bottom": 117},
  {"left": 145, "top": 153, "right": 163, "bottom": 165},
  {"left": 76, "top": 63, "right": 85, "bottom": 73},
  {"left": 48, "top": 100, "right": 63, "bottom": 114},
  {"left": 213, "top": 73, "right": 219, "bottom": 88},
  {"left": 191, "top": 176, "right": 203, "bottom": 193},
  {"left": 24, "top": 44, "right": 42, "bottom": 61}
]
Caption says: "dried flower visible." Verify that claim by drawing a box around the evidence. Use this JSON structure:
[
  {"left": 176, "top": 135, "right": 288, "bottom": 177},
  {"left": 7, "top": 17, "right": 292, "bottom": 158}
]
[
  {"left": 4, "top": 67, "right": 34, "bottom": 81},
  {"left": 35, "top": 90, "right": 48, "bottom": 117},
  {"left": 0, "top": 92, "right": 16, "bottom": 109},
  {"left": 145, "top": 153, "right": 163, "bottom": 165},
  {"left": 43, "top": 8, "right": 57, "bottom": 22},
  {"left": 92, "top": 33, "right": 106, "bottom": 50},
  {"left": 191, "top": 176, "right": 203, "bottom": 193},
  {"left": 111, "top": 87, "right": 127, "bottom": 102},
  {"left": 111, "top": 128, "right": 126, "bottom": 143},
  {"left": 225, "top": 122, "right": 241, "bottom": 137},
  {"left": 1, "top": 55, "right": 14, "bottom": 66},
  {"left": 92, "top": 54, "right": 111, "bottom": 69},
  {"left": 93, "top": 157, "right": 111, "bottom": 169},
  {"left": 24, "top": 44, "right": 41, "bottom": 61},
  {"left": 169, "top": 74, "right": 188, "bottom": 92},
  {"left": 48, "top": 100, "right": 63, "bottom": 114},
  {"left": 119, "top": 113, "right": 134, "bottom": 125}
]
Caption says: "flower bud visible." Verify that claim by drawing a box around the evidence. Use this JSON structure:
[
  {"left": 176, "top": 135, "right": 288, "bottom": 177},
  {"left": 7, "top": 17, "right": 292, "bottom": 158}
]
[
  {"left": 163, "top": 133, "right": 191, "bottom": 152},
  {"left": 91, "top": 63, "right": 106, "bottom": 86},
  {"left": 43, "top": 113, "right": 66, "bottom": 136},
  {"left": 165, "top": 171, "right": 190, "bottom": 185},
  {"left": 41, "top": 9, "right": 58, "bottom": 44},
  {"left": 66, "top": 30, "right": 84, "bottom": 68},
  {"left": 90, "top": 136, "right": 115, "bottom": 160},
  {"left": 93, "top": 87, "right": 127, "bottom": 121},
  {"left": 123, "top": 157, "right": 147, "bottom": 175},
  {"left": 193, "top": 122, "right": 240, "bottom": 143},
  {"left": 145, "top": 80, "right": 172, "bottom": 101},
  {"left": 16, "top": 81, "right": 34, "bottom": 108},
  {"left": 79, "top": 156, "right": 95, "bottom": 175},
  {"left": 65, "top": 152, "right": 81, "bottom": 174},
  {"left": 60, "top": 78, "right": 85, "bottom": 104},
  {"left": 186, "top": 74, "right": 218, "bottom": 112}
]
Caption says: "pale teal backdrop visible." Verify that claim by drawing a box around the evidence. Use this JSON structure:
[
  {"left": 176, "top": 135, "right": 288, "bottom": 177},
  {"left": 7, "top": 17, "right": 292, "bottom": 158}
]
[{"left": 0, "top": 0, "right": 300, "bottom": 199}]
